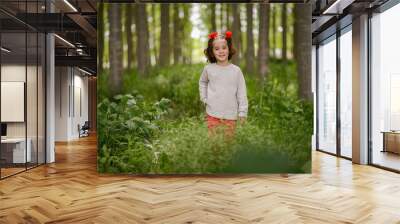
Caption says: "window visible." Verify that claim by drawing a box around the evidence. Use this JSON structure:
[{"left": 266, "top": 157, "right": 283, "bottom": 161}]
[
  {"left": 371, "top": 3, "right": 400, "bottom": 171},
  {"left": 317, "top": 35, "right": 337, "bottom": 154},
  {"left": 0, "top": 1, "right": 47, "bottom": 179},
  {"left": 339, "top": 27, "right": 352, "bottom": 158}
]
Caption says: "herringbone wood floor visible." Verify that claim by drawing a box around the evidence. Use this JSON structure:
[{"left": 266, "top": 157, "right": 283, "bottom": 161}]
[{"left": 1, "top": 135, "right": 400, "bottom": 224}]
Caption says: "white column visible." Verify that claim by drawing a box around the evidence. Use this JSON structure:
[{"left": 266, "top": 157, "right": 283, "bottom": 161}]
[
  {"left": 46, "top": 1, "right": 55, "bottom": 163},
  {"left": 352, "top": 14, "right": 369, "bottom": 164}
]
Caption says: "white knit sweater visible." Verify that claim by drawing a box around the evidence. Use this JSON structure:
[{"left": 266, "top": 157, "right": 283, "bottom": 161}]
[{"left": 199, "top": 63, "right": 248, "bottom": 120}]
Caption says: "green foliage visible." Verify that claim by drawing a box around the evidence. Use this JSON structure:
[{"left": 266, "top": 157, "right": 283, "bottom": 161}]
[
  {"left": 152, "top": 117, "right": 234, "bottom": 173},
  {"left": 97, "top": 93, "right": 170, "bottom": 173},
  {"left": 250, "top": 60, "right": 313, "bottom": 172},
  {"left": 97, "top": 61, "right": 312, "bottom": 174},
  {"left": 121, "top": 64, "right": 205, "bottom": 118}
]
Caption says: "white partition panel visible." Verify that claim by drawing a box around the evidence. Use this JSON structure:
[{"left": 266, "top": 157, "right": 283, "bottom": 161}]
[{"left": 1, "top": 82, "right": 25, "bottom": 122}]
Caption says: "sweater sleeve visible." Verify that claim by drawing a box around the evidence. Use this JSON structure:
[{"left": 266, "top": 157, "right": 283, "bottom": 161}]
[
  {"left": 199, "top": 66, "right": 208, "bottom": 105},
  {"left": 237, "top": 69, "right": 248, "bottom": 117}
]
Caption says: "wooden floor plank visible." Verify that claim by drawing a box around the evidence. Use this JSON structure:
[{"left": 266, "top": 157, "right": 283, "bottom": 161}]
[{"left": 0, "top": 135, "right": 400, "bottom": 223}]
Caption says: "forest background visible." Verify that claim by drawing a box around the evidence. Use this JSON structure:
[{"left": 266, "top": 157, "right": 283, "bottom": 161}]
[{"left": 97, "top": 3, "right": 313, "bottom": 174}]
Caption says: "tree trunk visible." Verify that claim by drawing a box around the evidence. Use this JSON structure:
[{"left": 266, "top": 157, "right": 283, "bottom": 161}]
[
  {"left": 231, "top": 4, "right": 241, "bottom": 65},
  {"left": 98, "top": 3, "right": 104, "bottom": 74},
  {"left": 159, "top": 4, "right": 170, "bottom": 67},
  {"left": 135, "top": 4, "right": 150, "bottom": 75},
  {"left": 131, "top": 4, "right": 136, "bottom": 68},
  {"left": 226, "top": 4, "right": 230, "bottom": 30},
  {"left": 294, "top": 4, "right": 312, "bottom": 100},
  {"left": 125, "top": 4, "right": 133, "bottom": 70},
  {"left": 145, "top": 5, "right": 151, "bottom": 67},
  {"left": 182, "top": 5, "right": 191, "bottom": 64},
  {"left": 258, "top": 3, "right": 269, "bottom": 81},
  {"left": 220, "top": 3, "right": 224, "bottom": 31},
  {"left": 109, "top": 4, "right": 123, "bottom": 95},
  {"left": 152, "top": 4, "right": 158, "bottom": 65},
  {"left": 211, "top": 4, "right": 216, "bottom": 32},
  {"left": 271, "top": 5, "right": 277, "bottom": 59},
  {"left": 245, "top": 4, "right": 254, "bottom": 74},
  {"left": 281, "top": 4, "right": 287, "bottom": 61},
  {"left": 173, "top": 4, "right": 182, "bottom": 64}
]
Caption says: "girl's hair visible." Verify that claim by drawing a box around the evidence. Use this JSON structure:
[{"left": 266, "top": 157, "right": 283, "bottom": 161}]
[{"left": 204, "top": 37, "right": 236, "bottom": 63}]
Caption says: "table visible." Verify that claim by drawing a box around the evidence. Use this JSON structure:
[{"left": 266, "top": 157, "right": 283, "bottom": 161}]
[
  {"left": 381, "top": 131, "right": 400, "bottom": 154},
  {"left": 1, "top": 138, "right": 31, "bottom": 163}
]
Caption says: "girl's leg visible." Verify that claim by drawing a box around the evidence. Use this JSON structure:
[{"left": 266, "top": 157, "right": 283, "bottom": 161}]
[
  {"left": 222, "top": 119, "right": 236, "bottom": 139},
  {"left": 207, "top": 115, "right": 220, "bottom": 136},
  {"left": 207, "top": 115, "right": 236, "bottom": 139}
]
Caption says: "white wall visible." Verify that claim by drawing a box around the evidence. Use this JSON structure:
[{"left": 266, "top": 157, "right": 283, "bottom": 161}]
[
  {"left": 1, "top": 63, "right": 46, "bottom": 164},
  {"left": 55, "top": 67, "right": 89, "bottom": 141},
  {"left": 55, "top": 67, "right": 70, "bottom": 141},
  {"left": 72, "top": 72, "right": 89, "bottom": 138},
  {"left": 1, "top": 65, "right": 35, "bottom": 138},
  {"left": 1, "top": 66, "right": 26, "bottom": 137},
  {"left": 1, "top": 65, "right": 26, "bottom": 81}
]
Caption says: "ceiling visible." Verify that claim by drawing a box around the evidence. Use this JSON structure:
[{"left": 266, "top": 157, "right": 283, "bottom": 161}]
[
  {"left": 0, "top": 0, "right": 97, "bottom": 74},
  {"left": 311, "top": 0, "right": 390, "bottom": 42}
]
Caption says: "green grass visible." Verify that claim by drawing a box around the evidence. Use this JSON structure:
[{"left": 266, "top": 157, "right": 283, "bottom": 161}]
[{"left": 97, "top": 61, "right": 312, "bottom": 174}]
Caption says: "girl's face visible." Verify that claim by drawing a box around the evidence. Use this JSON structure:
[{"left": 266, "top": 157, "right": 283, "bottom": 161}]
[{"left": 212, "top": 39, "right": 229, "bottom": 63}]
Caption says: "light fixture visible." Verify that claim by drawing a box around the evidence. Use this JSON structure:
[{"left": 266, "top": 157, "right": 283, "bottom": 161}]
[
  {"left": 63, "top": 0, "right": 78, "bottom": 12},
  {"left": 1, "top": 47, "right": 11, "bottom": 53},
  {"left": 76, "top": 48, "right": 87, "bottom": 56},
  {"left": 78, "top": 67, "right": 93, "bottom": 76},
  {"left": 54, "top": 34, "right": 75, "bottom": 48},
  {"left": 322, "top": 0, "right": 354, "bottom": 15}
]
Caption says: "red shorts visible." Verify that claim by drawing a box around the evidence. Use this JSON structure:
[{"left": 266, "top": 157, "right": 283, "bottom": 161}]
[{"left": 206, "top": 114, "right": 236, "bottom": 137}]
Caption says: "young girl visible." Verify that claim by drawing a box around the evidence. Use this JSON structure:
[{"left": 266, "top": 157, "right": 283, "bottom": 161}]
[{"left": 199, "top": 31, "right": 248, "bottom": 137}]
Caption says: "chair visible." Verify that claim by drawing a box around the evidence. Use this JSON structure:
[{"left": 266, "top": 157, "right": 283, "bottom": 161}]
[{"left": 79, "top": 121, "right": 90, "bottom": 138}]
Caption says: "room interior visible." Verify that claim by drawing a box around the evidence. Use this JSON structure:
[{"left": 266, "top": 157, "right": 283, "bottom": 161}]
[
  {"left": 312, "top": 0, "right": 400, "bottom": 172},
  {"left": 0, "top": 30, "right": 46, "bottom": 177},
  {"left": 0, "top": 0, "right": 96, "bottom": 179},
  {"left": 0, "top": 0, "right": 399, "bottom": 222}
]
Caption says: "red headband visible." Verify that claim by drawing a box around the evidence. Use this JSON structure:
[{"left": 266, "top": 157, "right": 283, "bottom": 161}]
[
  {"left": 225, "top": 31, "right": 232, "bottom": 39},
  {"left": 208, "top": 32, "right": 218, "bottom": 39},
  {"left": 208, "top": 31, "right": 232, "bottom": 40}
]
